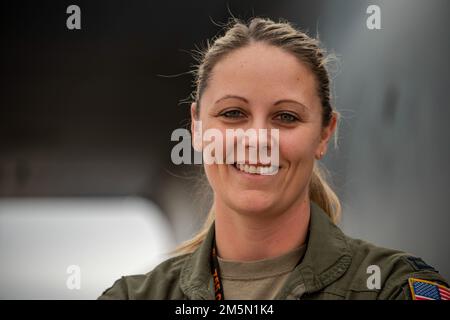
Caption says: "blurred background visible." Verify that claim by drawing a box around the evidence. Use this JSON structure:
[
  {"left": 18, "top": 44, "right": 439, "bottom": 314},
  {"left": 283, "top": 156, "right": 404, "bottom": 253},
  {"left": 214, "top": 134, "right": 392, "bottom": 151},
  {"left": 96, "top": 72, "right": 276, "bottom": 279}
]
[{"left": 0, "top": 0, "right": 449, "bottom": 299}]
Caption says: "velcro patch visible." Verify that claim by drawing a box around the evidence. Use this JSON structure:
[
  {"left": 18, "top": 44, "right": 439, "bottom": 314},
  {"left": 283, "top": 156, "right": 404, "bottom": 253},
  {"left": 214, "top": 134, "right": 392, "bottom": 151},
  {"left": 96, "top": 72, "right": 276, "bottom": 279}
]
[
  {"left": 408, "top": 278, "right": 450, "bottom": 300},
  {"left": 403, "top": 256, "right": 436, "bottom": 272}
]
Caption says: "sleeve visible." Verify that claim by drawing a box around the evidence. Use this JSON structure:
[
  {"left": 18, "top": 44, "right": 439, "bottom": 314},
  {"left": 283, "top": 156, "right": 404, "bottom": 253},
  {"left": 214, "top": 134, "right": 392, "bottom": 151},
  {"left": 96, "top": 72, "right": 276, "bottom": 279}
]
[
  {"left": 377, "top": 255, "right": 449, "bottom": 300},
  {"left": 384, "top": 283, "right": 412, "bottom": 300},
  {"left": 97, "top": 277, "right": 130, "bottom": 300}
]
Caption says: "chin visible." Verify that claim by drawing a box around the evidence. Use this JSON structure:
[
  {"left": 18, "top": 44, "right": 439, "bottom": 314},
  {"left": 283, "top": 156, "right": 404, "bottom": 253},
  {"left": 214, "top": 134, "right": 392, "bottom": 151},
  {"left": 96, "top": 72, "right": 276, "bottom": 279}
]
[{"left": 228, "top": 190, "right": 277, "bottom": 216}]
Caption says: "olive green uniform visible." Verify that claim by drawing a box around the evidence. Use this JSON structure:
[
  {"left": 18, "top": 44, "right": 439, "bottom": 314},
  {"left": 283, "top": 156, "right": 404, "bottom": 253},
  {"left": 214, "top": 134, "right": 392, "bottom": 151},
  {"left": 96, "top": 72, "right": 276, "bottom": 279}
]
[{"left": 98, "top": 202, "right": 448, "bottom": 300}]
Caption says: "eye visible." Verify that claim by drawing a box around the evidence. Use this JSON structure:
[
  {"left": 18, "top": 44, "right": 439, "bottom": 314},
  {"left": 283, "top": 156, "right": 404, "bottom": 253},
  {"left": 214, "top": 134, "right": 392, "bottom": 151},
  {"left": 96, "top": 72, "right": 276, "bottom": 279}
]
[
  {"left": 220, "top": 109, "right": 245, "bottom": 119},
  {"left": 275, "top": 112, "right": 299, "bottom": 123}
]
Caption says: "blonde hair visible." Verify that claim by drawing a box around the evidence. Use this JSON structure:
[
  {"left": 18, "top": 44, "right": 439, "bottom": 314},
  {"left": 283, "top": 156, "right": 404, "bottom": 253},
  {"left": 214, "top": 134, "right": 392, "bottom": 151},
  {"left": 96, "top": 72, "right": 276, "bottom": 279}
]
[{"left": 173, "top": 17, "right": 341, "bottom": 255}]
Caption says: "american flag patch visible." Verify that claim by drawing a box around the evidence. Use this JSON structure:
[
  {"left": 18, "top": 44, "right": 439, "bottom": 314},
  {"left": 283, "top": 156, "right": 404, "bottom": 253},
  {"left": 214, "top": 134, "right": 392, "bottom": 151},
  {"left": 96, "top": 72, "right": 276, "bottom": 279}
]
[{"left": 408, "top": 278, "right": 450, "bottom": 300}]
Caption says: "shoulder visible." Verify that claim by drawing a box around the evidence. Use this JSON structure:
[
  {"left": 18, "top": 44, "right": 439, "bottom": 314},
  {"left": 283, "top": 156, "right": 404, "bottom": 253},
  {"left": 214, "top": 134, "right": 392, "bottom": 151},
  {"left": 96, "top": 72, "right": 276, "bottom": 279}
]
[
  {"left": 340, "top": 235, "right": 449, "bottom": 299},
  {"left": 97, "top": 253, "right": 191, "bottom": 300}
]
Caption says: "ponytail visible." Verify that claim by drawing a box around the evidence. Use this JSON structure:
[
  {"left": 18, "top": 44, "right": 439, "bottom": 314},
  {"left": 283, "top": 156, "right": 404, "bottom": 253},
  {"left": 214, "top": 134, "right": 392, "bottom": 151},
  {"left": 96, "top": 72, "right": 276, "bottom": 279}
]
[{"left": 309, "top": 162, "right": 341, "bottom": 224}]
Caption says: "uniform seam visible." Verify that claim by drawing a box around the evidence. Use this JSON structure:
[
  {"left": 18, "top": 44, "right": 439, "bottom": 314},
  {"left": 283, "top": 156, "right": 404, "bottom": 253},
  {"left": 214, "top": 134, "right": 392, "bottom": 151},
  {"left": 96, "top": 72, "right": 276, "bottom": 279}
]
[{"left": 317, "top": 290, "right": 346, "bottom": 298}]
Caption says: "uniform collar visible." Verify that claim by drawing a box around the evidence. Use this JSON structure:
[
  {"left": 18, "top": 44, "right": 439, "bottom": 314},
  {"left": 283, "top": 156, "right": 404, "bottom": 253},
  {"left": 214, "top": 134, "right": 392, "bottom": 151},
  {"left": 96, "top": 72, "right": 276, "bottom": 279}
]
[
  {"left": 180, "top": 219, "right": 216, "bottom": 300},
  {"left": 276, "top": 202, "right": 352, "bottom": 299},
  {"left": 180, "top": 201, "right": 352, "bottom": 300}
]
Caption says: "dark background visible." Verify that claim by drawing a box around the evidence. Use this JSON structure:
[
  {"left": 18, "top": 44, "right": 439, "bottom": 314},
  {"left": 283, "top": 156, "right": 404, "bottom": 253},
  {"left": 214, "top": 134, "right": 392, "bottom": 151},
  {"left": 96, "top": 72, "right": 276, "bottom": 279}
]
[{"left": 1, "top": 0, "right": 449, "bottom": 298}]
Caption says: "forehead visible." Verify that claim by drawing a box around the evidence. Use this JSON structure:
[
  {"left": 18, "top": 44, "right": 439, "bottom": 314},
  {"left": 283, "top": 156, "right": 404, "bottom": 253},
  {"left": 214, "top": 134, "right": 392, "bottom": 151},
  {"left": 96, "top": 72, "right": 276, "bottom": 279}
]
[{"left": 203, "top": 42, "right": 319, "bottom": 105}]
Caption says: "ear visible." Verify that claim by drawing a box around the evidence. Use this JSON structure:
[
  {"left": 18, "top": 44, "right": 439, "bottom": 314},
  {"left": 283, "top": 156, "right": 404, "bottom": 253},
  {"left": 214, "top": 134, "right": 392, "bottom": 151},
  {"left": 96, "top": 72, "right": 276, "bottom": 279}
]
[
  {"left": 315, "top": 111, "right": 338, "bottom": 159},
  {"left": 191, "top": 102, "right": 202, "bottom": 152}
]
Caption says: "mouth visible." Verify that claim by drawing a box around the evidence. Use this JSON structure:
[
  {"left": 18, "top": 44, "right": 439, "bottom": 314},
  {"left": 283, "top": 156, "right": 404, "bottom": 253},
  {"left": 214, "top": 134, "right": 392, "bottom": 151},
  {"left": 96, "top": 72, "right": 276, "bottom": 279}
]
[{"left": 231, "top": 162, "right": 280, "bottom": 176}]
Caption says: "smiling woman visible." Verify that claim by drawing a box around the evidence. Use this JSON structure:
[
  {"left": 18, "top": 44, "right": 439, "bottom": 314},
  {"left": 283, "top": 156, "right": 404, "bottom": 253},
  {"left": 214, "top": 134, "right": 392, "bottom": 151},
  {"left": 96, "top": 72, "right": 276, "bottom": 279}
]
[{"left": 98, "top": 17, "right": 449, "bottom": 300}]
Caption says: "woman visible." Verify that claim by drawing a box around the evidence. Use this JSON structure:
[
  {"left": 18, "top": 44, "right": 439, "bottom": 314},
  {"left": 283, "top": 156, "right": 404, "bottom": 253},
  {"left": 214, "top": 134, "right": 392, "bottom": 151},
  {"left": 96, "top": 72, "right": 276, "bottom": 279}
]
[{"left": 99, "top": 17, "right": 449, "bottom": 300}]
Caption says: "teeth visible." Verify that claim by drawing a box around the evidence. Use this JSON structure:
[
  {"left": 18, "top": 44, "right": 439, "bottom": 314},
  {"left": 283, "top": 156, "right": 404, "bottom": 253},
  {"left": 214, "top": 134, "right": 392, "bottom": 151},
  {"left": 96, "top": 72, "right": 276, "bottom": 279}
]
[{"left": 235, "top": 163, "right": 279, "bottom": 175}]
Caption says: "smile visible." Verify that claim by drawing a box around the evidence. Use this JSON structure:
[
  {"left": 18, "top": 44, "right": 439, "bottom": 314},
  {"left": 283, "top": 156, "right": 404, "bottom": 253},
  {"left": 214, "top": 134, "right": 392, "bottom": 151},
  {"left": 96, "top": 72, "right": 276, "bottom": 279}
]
[{"left": 232, "top": 163, "right": 280, "bottom": 175}]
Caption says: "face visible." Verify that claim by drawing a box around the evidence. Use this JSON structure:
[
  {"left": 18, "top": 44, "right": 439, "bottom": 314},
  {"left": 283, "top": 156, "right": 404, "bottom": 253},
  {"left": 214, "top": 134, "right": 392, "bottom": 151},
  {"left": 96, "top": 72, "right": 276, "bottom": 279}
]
[{"left": 191, "top": 42, "right": 337, "bottom": 217}]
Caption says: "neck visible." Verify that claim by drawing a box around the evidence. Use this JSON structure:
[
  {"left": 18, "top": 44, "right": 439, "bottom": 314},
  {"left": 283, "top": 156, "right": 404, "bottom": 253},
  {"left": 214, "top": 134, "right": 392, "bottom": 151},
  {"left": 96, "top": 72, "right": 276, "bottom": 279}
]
[{"left": 214, "top": 195, "right": 311, "bottom": 261}]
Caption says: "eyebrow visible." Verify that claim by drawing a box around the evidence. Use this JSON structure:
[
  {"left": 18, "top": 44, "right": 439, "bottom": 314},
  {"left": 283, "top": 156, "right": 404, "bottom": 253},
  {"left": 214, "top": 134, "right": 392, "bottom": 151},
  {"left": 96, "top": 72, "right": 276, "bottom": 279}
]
[
  {"left": 214, "top": 95, "right": 309, "bottom": 110},
  {"left": 214, "top": 95, "right": 249, "bottom": 104},
  {"left": 274, "top": 99, "right": 309, "bottom": 111}
]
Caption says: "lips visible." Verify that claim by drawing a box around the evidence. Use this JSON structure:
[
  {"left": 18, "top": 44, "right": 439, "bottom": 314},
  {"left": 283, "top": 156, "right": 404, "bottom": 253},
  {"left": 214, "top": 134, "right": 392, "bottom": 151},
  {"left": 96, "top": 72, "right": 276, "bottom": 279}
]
[{"left": 232, "top": 163, "right": 280, "bottom": 175}]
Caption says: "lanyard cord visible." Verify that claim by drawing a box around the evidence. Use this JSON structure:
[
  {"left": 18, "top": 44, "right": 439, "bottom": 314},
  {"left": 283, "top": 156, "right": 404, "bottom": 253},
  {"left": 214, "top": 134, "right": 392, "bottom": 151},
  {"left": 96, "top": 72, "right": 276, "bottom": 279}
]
[
  {"left": 210, "top": 233, "right": 308, "bottom": 301},
  {"left": 210, "top": 236, "right": 225, "bottom": 300}
]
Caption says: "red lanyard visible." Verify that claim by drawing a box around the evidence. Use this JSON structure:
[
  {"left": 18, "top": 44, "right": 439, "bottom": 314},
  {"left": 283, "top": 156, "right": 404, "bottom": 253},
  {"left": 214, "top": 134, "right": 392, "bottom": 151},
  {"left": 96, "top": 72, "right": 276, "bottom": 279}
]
[{"left": 210, "top": 236, "right": 225, "bottom": 300}]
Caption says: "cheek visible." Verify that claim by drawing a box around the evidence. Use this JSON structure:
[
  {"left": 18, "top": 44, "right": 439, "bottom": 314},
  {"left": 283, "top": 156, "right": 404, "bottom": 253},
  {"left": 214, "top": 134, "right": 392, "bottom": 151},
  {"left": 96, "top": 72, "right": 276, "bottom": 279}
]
[
  {"left": 279, "top": 129, "right": 318, "bottom": 164},
  {"left": 201, "top": 128, "right": 229, "bottom": 189},
  {"left": 203, "top": 163, "right": 223, "bottom": 194}
]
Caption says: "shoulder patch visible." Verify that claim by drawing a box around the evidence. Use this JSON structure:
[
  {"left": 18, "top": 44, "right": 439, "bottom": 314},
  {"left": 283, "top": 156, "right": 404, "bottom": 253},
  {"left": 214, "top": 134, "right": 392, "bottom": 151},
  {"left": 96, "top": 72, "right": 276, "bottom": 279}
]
[
  {"left": 403, "top": 256, "right": 437, "bottom": 272},
  {"left": 408, "top": 278, "right": 450, "bottom": 300}
]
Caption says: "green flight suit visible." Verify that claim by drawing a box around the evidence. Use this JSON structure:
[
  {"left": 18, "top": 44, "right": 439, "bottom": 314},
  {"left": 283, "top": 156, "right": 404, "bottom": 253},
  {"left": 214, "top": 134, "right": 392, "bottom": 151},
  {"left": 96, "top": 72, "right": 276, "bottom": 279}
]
[{"left": 98, "top": 201, "right": 449, "bottom": 300}]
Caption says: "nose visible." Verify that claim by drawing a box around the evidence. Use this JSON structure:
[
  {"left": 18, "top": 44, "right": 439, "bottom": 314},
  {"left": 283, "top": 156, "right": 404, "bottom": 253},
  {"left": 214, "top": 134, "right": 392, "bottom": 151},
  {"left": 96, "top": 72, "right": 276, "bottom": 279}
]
[
  {"left": 244, "top": 115, "right": 274, "bottom": 147},
  {"left": 239, "top": 117, "right": 277, "bottom": 165}
]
